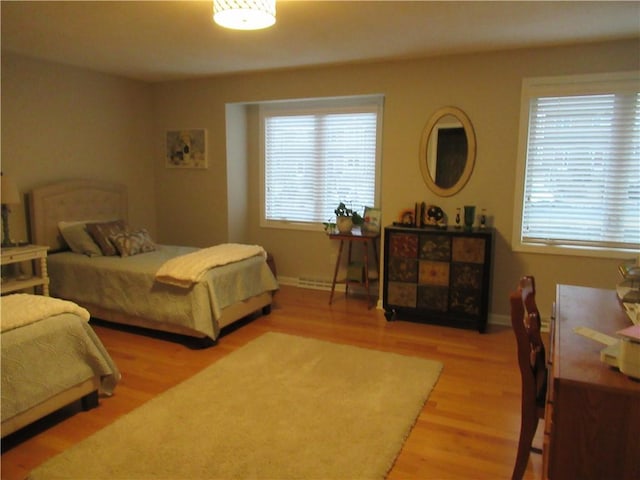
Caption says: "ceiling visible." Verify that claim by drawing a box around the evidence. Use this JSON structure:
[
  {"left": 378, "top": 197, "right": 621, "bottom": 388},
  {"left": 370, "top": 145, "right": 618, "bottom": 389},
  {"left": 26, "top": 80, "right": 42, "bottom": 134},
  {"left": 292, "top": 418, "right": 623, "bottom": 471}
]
[{"left": 1, "top": 1, "right": 639, "bottom": 83}]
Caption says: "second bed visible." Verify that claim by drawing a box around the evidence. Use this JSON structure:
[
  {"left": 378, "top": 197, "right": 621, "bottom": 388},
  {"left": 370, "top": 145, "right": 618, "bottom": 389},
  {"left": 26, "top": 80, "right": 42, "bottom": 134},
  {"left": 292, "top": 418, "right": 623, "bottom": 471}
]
[{"left": 29, "top": 179, "right": 279, "bottom": 343}]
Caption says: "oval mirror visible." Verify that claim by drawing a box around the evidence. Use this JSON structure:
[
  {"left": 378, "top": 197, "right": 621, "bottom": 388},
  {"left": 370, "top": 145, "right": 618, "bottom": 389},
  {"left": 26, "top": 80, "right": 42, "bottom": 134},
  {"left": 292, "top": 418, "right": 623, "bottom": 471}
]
[{"left": 419, "top": 106, "right": 476, "bottom": 197}]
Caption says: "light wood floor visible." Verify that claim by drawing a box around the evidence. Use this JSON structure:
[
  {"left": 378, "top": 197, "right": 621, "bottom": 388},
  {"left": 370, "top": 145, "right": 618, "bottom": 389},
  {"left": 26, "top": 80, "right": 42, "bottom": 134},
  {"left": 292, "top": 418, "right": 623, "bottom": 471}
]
[{"left": 1, "top": 285, "right": 543, "bottom": 479}]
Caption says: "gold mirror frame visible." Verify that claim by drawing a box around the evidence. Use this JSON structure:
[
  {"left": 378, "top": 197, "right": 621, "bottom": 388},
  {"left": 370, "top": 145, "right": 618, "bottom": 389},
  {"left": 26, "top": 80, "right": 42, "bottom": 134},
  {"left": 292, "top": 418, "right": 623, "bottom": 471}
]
[{"left": 419, "top": 106, "right": 476, "bottom": 197}]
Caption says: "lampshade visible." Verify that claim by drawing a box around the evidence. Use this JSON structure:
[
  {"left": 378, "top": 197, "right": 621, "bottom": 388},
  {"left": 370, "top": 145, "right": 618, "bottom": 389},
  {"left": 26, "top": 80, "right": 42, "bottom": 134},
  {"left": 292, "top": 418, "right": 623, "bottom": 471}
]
[
  {"left": 1, "top": 174, "right": 20, "bottom": 205},
  {"left": 213, "top": 0, "right": 276, "bottom": 30}
]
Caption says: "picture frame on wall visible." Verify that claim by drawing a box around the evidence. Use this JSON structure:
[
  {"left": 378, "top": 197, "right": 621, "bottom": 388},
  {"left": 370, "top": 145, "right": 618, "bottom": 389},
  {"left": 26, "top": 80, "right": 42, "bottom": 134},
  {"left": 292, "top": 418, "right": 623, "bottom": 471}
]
[
  {"left": 362, "top": 206, "right": 381, "bottom": 233},
  {"left": 166, "top": 129, "right": 207, "bottom": 169}
]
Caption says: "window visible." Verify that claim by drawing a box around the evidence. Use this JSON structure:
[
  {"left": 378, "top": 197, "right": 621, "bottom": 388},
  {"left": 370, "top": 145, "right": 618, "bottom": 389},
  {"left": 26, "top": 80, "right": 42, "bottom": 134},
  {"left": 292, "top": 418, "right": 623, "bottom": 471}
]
[
  {"left": 513, "top": 72, "right": 640, "bottom": 257},
  {"left": 260, "top": 95, "right": 383, "bottom": 230}
]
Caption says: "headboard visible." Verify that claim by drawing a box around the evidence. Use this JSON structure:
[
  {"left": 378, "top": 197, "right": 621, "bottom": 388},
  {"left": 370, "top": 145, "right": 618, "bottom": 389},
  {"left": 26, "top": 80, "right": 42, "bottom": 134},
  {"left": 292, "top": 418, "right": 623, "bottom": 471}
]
[{"left": 29, "top": 179, "right": 128, "bottom": 251}]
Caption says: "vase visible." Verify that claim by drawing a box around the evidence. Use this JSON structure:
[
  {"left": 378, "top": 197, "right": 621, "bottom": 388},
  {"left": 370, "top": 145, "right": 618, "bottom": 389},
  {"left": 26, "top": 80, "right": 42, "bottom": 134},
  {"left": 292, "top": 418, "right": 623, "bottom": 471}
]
[
  {"left": 463, "top": 205, "right": 475, "bottom": 229},
  {"left": 336, "top": 216, "right": 353, "bottom": 233}
]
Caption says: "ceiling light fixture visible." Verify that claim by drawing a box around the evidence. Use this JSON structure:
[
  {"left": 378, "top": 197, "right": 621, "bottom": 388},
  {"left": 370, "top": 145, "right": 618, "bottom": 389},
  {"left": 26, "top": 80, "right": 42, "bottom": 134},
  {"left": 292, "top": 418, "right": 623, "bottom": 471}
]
[{"left": 213, "top": 0, "right": 276, "bottom": 30}]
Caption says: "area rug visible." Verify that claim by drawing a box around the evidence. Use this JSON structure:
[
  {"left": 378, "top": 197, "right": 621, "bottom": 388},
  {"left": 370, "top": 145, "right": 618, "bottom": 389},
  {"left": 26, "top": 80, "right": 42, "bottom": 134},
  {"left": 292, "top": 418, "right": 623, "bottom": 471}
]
[{"left": 29, "top": 332, "right": 443, "bottom": 480}]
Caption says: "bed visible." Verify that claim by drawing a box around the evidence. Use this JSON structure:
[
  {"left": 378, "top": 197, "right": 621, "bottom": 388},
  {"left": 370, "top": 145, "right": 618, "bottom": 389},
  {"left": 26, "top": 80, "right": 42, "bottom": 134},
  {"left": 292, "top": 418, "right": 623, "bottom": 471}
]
[
  {"left": 28, "top": 179, "right": 278, "bottom": 344},
  {"left": 1, "top": 293, "right": 120, "bottom": 438}
]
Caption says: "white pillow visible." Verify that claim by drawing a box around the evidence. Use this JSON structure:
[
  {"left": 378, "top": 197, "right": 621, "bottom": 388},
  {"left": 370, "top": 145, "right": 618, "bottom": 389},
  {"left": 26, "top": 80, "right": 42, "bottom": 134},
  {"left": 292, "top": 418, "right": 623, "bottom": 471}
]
[{"left": 58, "top": 221, "right": 102, "bottom": 257}]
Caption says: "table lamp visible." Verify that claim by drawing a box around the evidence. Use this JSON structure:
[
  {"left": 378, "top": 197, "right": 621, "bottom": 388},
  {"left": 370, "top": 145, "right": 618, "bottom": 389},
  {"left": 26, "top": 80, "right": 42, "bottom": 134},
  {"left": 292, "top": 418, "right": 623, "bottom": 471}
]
[{"left": 1, "top": 173, "right": 21, "bottom": 247}]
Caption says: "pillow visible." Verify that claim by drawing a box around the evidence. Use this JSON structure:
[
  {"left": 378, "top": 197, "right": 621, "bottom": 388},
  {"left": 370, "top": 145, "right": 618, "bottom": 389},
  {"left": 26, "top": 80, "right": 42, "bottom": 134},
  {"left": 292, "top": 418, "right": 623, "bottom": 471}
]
[
  {"left": 110, "top": 229, "right": 156, "bottom": 257},
  {"left": 58, "top": 221, "right": 102, "bottom": 257},
  {"left": 86, "top": 220, "right": 128, "bottom": 256}
]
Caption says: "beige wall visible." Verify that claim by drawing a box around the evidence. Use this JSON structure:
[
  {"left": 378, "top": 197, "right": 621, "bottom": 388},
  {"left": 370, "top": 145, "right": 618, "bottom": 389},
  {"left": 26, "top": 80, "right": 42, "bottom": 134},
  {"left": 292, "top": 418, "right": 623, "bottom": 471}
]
[
  {"left": 1, "top": 53, "right": 157, "bottom": 240},
  {"left": 2, "top": 39, "right": 638, "bottom": 324},
  {"left": 152, "top": 39, "right": 639, "bottom": 322}
]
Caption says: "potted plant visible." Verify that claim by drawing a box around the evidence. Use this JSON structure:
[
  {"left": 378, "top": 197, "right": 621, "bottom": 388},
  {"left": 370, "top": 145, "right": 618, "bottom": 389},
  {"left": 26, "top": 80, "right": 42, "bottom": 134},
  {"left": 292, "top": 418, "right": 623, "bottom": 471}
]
[{"left": 334, "top": 202, "right": 363, "bottom": 233}]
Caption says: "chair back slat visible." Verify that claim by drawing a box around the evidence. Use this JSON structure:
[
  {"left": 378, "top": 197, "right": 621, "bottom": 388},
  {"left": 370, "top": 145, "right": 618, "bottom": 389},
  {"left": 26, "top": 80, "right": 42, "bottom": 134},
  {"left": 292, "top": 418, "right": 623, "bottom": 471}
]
[
  {"left": 510, "top": 275, "right": 548, "bottom": 480},
  {"left": 521, "top": 276, "right": 546, "bottom": 400}
]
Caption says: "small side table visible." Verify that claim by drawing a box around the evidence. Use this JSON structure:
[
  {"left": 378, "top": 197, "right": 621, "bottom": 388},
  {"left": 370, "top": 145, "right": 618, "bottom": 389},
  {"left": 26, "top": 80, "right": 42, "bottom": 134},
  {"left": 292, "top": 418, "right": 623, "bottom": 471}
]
[
  {"left": 1, "top": 244, "right": 50, "bottom": 296},
  {"left": 328, "top": 228, "right": 380, "bottom": 309}
]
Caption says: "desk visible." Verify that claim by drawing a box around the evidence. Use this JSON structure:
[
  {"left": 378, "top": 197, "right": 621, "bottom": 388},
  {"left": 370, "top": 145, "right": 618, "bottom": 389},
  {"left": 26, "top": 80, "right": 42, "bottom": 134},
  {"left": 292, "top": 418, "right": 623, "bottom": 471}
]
[
  {"left": 545, "top": 285, "right": 640, "bottom": 479},
  {"left": 328, "top": 229, "right": 380, "bottom": 308}
]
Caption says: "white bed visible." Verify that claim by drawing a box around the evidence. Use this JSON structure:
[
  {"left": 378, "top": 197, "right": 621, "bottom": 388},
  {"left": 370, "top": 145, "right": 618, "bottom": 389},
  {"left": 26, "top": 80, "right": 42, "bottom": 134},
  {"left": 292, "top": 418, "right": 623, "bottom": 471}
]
[
  {"left": 1, "top": 293, "right": 120, "bottom": 438},
  {"left": 28, "top": 179, "right": 278, "bottom": 344}
]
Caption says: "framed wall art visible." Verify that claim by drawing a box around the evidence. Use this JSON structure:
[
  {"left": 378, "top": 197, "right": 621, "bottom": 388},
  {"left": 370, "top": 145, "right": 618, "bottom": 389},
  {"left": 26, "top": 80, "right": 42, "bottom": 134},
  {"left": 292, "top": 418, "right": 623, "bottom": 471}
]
[
  {"left": 166, "top": 129, "right": 207, "bottom": 169},
  {"left": 362, "top": 206, "right": 381, "bottom": 233}
]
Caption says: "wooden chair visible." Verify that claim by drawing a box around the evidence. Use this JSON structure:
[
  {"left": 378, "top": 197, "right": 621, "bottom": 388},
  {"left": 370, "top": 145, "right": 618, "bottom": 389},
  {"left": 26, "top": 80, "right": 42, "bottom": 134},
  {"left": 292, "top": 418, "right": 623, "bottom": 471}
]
[{"left": 510, "top": 276, "right": 547, "bottom": 480}]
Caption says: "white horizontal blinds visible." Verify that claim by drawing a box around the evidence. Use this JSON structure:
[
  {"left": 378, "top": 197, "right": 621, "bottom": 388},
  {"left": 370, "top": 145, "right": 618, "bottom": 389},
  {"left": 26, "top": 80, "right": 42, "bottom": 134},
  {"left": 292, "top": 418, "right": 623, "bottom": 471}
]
[
  {"left": 264, "top": 106, "right": 378, "bottom": 224},
  {"left": 523, "top": 91, "right": 640, "bottom": 249},
  {"left": 265, "top": 114, "right": 317, "bottom": 222}
]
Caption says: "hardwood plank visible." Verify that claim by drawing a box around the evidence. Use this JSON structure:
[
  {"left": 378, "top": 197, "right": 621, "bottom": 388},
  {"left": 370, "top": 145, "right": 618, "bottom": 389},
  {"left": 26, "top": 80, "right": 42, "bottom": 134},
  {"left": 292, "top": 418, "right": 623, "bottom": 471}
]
[{"left": 1, "top": 286, "right": 542, "bottom": 479}]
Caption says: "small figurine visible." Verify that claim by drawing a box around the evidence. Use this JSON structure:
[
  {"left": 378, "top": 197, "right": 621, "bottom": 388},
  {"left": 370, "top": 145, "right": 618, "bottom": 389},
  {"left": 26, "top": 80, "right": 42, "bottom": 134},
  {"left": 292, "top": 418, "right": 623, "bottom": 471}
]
[
  {"left": 425, "top": 205, "right": 447, "bottom": 228},
  {"left": 398, "top": 208, "right": 414, "bottom": 226},
  {"left": 455, "top": 208, "right": 461, "bottom": 228}
]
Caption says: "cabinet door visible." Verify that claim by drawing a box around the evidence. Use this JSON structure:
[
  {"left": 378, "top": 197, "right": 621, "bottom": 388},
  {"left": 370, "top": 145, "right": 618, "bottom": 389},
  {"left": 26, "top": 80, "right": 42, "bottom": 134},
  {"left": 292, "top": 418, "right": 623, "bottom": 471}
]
[
  {"left": 388, "top": 257, "right": 418, "bottom": 283},
  {"left": 450, "top": 237, "right": 486, "bottom": 316},
  {"left": 386, "top": 232, "right": 419, "bottom": 307},
  {"left": 417, "top": 233, "right": 451, "bottom": 311},
  {"left": 387, "top": 233, "right": 419, "bottom": 283},
  {"left": 419, "top": 234, "right": 451, "bottom": 261},
  {"left": 449, "top": 263, "right": 483, "bottom": 315},
  {"left": 387, "top": 282, "right": 417, "bottom": 307},
  {"left": 452, "top": 237, "right": 485, "bottom": 264},
  {"left": 417, "top": 285, "right": 448, "bottom": 311},
  {"left": 388, "top": 232, "right": 418, "bottom": 258}
]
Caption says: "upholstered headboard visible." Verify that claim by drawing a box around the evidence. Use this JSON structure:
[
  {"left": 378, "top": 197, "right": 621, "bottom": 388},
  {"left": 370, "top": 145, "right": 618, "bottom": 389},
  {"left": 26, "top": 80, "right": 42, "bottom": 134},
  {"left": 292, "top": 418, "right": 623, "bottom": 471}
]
[{"left": 29, "top": 179, "right": 128, "bottom": 251}]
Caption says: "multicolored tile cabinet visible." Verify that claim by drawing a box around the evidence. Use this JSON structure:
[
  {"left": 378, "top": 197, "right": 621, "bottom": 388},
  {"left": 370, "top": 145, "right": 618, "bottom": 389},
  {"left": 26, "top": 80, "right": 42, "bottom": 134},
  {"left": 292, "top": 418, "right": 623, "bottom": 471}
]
[{"left": 383, "top": 225, "right": 493, "bottom": 332}]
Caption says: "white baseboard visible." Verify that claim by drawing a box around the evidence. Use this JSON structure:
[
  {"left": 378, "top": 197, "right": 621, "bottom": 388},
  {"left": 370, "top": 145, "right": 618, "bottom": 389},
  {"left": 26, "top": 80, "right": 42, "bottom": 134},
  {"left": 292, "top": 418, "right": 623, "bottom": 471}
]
[
  {"left": 277, "top": 277, "right": 537, "bottom": 329},
  {"left": 489, "top": 313, "right": 510, "bottom": 327}
]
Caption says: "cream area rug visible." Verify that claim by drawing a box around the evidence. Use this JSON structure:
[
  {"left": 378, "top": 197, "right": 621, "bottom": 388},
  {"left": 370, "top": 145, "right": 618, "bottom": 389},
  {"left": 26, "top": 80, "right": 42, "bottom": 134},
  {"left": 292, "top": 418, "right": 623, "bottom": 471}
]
[{"left": 29, "top": 332, "right": 443, "bottom": 480}]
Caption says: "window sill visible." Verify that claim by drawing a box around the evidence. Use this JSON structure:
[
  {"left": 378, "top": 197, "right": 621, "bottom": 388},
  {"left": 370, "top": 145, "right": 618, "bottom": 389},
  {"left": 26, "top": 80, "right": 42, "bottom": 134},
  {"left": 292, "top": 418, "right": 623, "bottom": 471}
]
[{"left": 512, "top": 242, "right": 637, "bottom": 260}]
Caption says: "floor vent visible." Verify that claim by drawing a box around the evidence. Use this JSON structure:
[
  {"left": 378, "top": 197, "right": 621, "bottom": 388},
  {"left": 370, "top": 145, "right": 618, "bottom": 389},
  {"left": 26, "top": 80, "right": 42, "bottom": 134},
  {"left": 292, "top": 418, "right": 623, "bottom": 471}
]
[{"left": 297, "top": 277, "right": 334, "bottom": 291}]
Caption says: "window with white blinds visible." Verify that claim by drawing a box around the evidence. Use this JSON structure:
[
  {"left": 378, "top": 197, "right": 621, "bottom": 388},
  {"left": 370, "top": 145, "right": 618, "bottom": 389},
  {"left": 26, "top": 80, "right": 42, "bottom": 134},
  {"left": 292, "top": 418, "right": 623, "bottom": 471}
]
[
  {"left": 260, "top": 96, "right": 383, "bottom": 229},
  {"left": 513, "top": 72, "right": 640, "bottom": 257}
]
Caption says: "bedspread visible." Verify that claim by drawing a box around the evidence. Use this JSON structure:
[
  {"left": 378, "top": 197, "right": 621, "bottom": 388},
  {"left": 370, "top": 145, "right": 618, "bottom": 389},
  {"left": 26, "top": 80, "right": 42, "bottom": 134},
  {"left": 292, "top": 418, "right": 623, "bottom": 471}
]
[
  {"left": 47, "top": 245, "right": 278, "bottom": 340},
  {"left": 1, "top": 312, "right": 121, "bottom": 423}
]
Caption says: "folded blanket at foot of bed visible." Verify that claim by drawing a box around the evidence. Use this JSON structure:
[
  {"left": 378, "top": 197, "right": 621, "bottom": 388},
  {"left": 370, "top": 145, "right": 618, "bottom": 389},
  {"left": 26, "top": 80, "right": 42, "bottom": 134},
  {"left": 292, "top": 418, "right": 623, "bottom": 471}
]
[
  {"left": 155, "top": 243, "right": 266, "bottom": 288},
  {"left": 1, "top": 294, "right": 91, "bottom": 333}
]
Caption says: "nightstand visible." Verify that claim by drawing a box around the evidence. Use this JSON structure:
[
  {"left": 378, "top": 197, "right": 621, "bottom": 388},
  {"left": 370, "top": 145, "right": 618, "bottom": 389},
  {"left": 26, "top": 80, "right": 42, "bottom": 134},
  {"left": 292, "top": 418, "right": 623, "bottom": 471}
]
[{"left": 1, "top": 244, "right": 50, "bottom": 296}]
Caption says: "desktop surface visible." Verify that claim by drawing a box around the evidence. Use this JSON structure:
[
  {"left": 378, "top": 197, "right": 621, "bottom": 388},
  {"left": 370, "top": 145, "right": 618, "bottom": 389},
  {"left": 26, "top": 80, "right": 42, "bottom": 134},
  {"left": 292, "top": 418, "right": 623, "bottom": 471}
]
[{"left": 555, "top": 284, "right": 640, "bottom": 390}]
